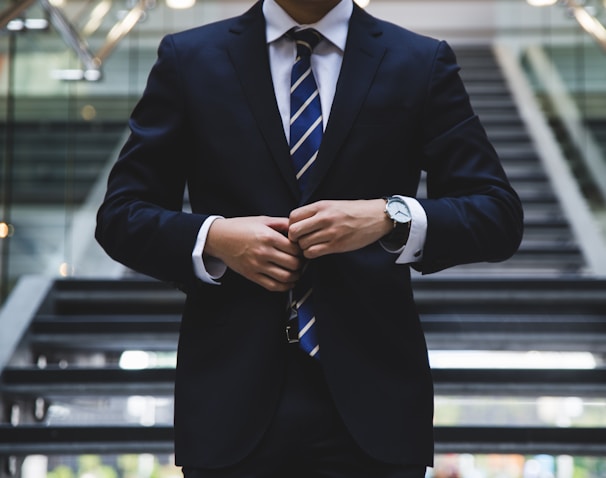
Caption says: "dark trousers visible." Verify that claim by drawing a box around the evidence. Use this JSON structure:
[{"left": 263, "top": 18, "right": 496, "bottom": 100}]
[{"left": 182, "top": 345, "right": 427, "bottom": 478}]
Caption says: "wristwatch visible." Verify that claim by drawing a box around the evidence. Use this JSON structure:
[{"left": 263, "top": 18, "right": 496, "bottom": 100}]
[{"left": 383, "top": 196, "right": 412, "bottom": 248}]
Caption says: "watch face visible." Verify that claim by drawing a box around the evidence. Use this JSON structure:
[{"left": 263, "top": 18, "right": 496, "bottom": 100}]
[{"left": 386, "top": 198, "right": 412, "bottom": 223}]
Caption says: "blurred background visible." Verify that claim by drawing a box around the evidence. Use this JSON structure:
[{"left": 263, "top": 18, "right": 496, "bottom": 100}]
[{"left": 1, "top": 0, "right": 606, "bottom": 476}]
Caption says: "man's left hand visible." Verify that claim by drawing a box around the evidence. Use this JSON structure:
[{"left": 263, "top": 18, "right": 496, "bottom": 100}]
[{"left": 288, "top": 199, "right": 393, "bottom": 259}]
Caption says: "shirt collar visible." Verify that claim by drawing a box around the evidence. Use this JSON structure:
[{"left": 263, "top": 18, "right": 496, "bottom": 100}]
[{"left": 263, "top": 0, "right": 352, "bottom": 52}]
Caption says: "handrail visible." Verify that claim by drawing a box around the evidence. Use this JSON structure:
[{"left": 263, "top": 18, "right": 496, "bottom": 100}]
[
  {"left": 95, "top": 0, "right": 149, "bottom": 64},
  {"left": 561, "top": 0, "right": 606, "bottom": 53},
  {"left": 493, "top": 44, "right": 606, "bottom": 276},
  {"left": 524, "top": 45, "right": 606, "bottom": 204},
  {"left": 38, "top": 0, "right": 102, "bottom": 80},
  {"left": 0, "top": 275, "right": 52, "bottom": 372}
]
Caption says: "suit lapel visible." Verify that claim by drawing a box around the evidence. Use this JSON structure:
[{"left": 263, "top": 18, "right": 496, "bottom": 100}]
[
  {"left": 303, "top": 6, "right": 386, "bottom": 204},
  {"left": 226, "top": 3, "right": 386, "bottom": 204},
  {"left": 226, "top": 2, "right": 300, "bottom": 200}
]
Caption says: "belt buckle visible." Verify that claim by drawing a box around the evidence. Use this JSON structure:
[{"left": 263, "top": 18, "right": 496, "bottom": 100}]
[{"left": 286, "top": 323, "right": 299, "bottom": 344}]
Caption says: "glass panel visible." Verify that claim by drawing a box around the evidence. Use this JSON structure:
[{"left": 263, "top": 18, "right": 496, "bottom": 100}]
[
  {"left": 0, "top": 0, "right": 261, "bottom": 300},
  {"left": 497, "top": 0, "right": 606, "bottom": 217},
  {"left": 0, "top": 2, "right": 121, "bottom": 296},
  {"left": 435, "top": 395, "right": 606, "bottom": 428}
]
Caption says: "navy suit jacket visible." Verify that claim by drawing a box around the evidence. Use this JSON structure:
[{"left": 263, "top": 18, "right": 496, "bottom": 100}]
[{"left": 96, "top": 1, "right": 523, "bottom": 469}]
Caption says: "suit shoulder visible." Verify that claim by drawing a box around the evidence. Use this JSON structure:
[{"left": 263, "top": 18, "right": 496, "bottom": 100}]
[
  {"left": 164, "top": 17, "right": 236, "bottom": 51},
  {"left": 369, "top": 15, "right": 459, "bottom": 68},
  {"left": 163, "top": 2, "right": 261, "bottom": 52},
  {"left": 376, "top": 17, "right": 442, "bottom": 51}
]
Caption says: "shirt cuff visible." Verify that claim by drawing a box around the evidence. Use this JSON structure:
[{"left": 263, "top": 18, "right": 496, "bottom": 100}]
[
  {"left": 192, "top": 215, "right": 227, "bottom": 285},
  {"left": 381, "top": 196, "right": 427, "bottom": 264}
]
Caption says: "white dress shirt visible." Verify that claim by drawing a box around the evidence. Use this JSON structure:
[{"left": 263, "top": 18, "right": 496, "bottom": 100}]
[{"left": 192, "top": 0, "right": 427, "bottom": 284}]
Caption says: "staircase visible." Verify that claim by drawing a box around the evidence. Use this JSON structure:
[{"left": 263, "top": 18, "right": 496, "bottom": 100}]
[
  {"left": 587, "top": 118, "right": 606, "bottom": 158},
  {"left": 1, "top": 46, "right": 606, "bottom": 476},
  {"left": 0, "top": 121, "right": 125, "bottom": 204},
  {"left": 455, "top": 47, "right": 587, "bottom": 276},
  {"left": 0, "top": 97, "right": 130, "bottom": 205},
  {"left": 1, "top": 277, "right": 605, "bottom": 462},
  {"left": 0, "top": 97, "right": 129, "bottom": 280}
]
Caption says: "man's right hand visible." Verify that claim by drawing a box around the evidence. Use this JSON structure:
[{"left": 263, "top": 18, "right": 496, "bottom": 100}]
[{"left": 205, "top": 216, "right": 303, "bottom": 292}]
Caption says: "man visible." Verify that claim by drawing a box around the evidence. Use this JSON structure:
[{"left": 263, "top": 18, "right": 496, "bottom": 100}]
[{"left": 96, "top": 0, "right": 524, "bottom": 476}]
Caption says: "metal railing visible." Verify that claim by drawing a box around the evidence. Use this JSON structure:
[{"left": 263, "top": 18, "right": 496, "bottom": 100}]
[
  {"left": 508, "top": 0, "right": 606, "bottom": 251},
  {"left": 561, "top": 0, "right": 606, "bottom": 53},
  {"left": 0, "top": 0, "right": 153, "bottom": 80}
]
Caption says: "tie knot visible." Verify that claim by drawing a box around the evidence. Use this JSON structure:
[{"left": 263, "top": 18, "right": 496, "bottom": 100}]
[{"left": 288, "top": 28, "right": 322, "bottom": 58}]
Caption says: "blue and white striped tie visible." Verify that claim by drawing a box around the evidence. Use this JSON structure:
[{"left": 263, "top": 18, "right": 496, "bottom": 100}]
[
  {"left": 289, "top": 28, "right": 323, "bottom": 195},
  {"left": 289, "top": 28, "right": 322, "bottom": 359}
]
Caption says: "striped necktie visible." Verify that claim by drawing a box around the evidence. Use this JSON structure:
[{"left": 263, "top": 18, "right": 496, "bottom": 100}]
[
  {"left": 289, "top": 28, "right": 323, "bottom": 194},
  {"left": 288, "top": 28, "right": 322, "bottom": 359}
]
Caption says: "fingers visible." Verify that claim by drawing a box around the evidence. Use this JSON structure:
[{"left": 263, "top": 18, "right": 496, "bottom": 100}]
[
  {"left": 287, "top": 202, "right": 325, "bottom": 244},
  {"left": 206, "top": 216, "right": 304, "bottom": 292},
  {"left": 264, "top": 216, "right": 290, "bottom": 236},
  {"left": 202, "top": 199, "right": 387, "bottom": 291},
  {"left": 288, "top": 199, "right": 390, "bottom": 258},
  {"left": 289, "top": 201, "right": 342, "bottom": 257},
  {"left": 255, "top": 262, "right": 302, "bottom": 292},
  {"left": 265, "top": 217, "right": 302, "bottom": 258}
]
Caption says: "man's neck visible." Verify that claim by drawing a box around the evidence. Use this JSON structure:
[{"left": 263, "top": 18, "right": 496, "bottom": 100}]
[{"left": 274, "top": 0, "right": 342, "bottom": 24}]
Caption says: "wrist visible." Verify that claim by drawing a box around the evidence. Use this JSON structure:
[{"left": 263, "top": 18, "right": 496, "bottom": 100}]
[
  {"left": 382, "top": 196, "right": 412, "bottom": 248},
  {"left": 204, "top": 217, "right": 228, "bottom": 260},
  {"left": 376, "top": 199, "right": 395, "bottom": 236}
]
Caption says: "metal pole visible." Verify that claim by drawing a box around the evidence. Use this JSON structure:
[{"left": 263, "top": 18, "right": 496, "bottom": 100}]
[
  {"left": 0, "top": 32, "right": 17, "bottom": 303},
  {"left": 38, "top": 0, "right": 102, "bottom": 76},
  {"left": 562, "top": 0, "right": 606, "bottom": 53}
]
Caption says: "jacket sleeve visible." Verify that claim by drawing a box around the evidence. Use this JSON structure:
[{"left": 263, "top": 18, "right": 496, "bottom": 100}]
[
  {"left": 416, "top": 41, "right": 524, "bottom": 274},
  {"left": 96, "top": 34, "right": 207, "bottom": 291}
]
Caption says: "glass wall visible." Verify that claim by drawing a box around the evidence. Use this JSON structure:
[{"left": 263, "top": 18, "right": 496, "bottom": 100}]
[
  {"left": 0, "top": 0, "right": 254, "bottom": 300},
  {"left": 498, "top": 0, "right": 606, "bottom": 229},
  {"left": 0, "top": 0, "right": 147, "bottom": 300}
]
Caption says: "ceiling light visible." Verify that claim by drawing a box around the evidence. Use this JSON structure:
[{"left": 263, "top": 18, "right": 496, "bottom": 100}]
[
  {"left": 166, "top": 0, "right": 194, "bottom": 9},
  {"left": 25, "top": 18, "right": 48, "bottom": 29},
  {"left": 7, "top": 18, "right": 48, "bottom": 30},
  {"left": 51, "top": 68, "right": 102, "bottom": 81},
  {"left": 0, "top": 222, "right": 14, "bottom": 239},
  {"left": 527, "top": 0, "right": 557, "bottom": 6},
  {"left": 6, "top": 19, "right": 25, "bottom": 31}
]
